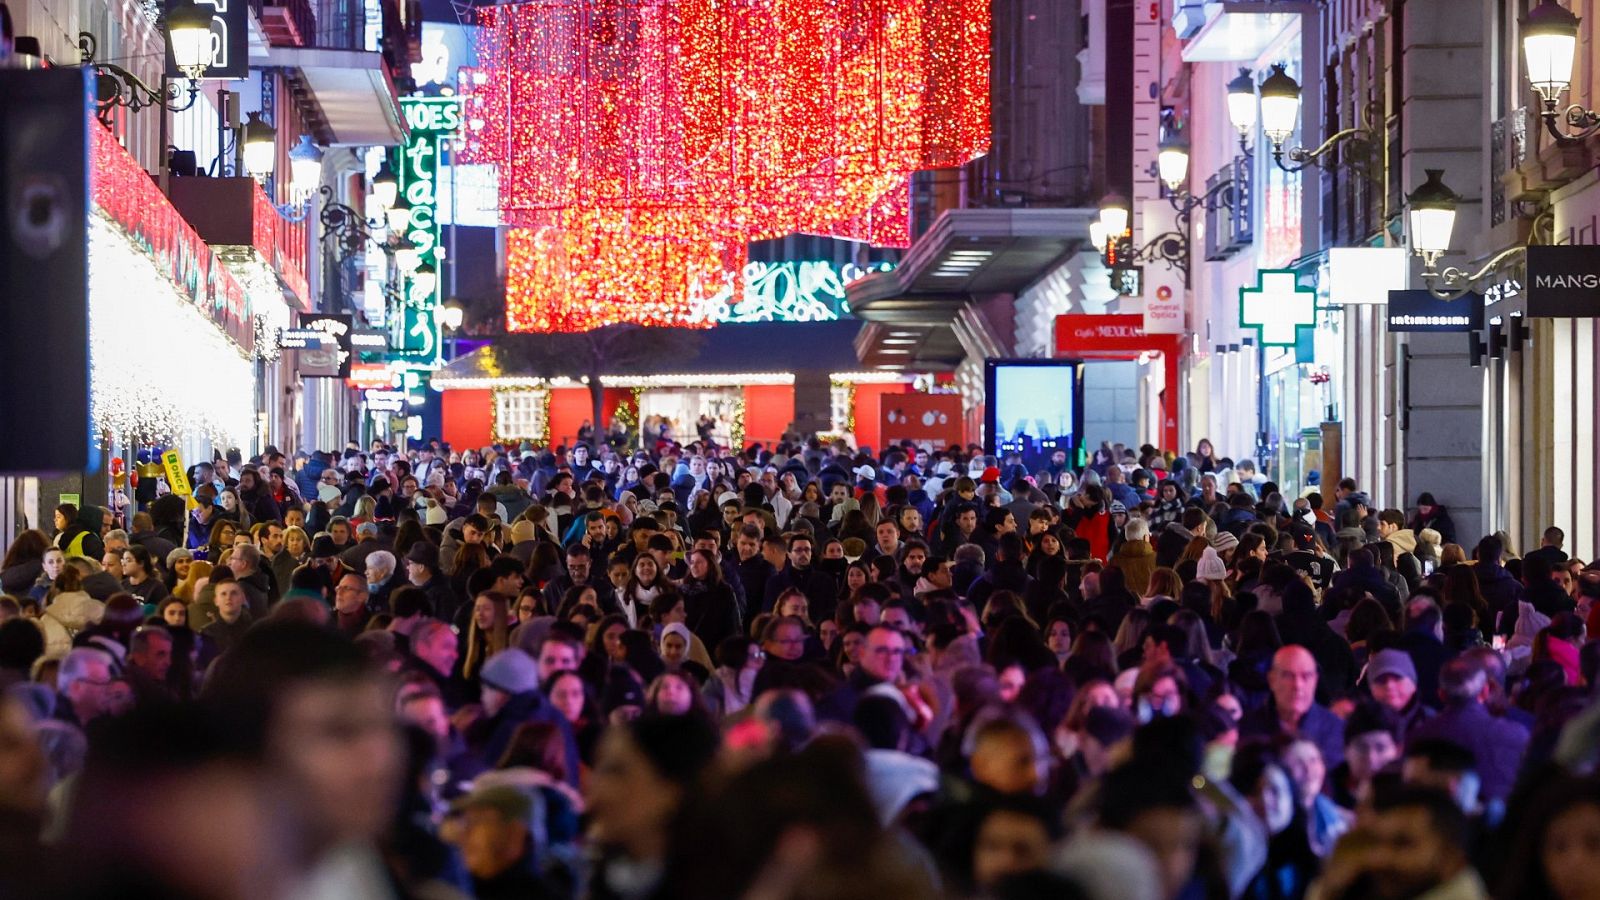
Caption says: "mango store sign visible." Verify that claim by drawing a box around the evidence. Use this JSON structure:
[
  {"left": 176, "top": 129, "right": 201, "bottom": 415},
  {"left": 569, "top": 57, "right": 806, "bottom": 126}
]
[{"left": 1525, "top": 245, "right": 1600, "bottom": 317}]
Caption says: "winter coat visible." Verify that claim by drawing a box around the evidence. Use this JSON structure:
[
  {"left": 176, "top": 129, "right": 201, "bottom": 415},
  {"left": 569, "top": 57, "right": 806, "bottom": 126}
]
[
  {"left": 1406, "top": 701, "right": 1528, "bottom": 801},
  {"left": 1155, "top": 523, "right": 1194, "bottom": 569},
  {"left": 0, "top": 559, "right": 41, "bottom": 596},
  {"left": 59, "top": 505, "right": 105, "bottom": 561},
  {"left": 1408, "top": 506, "right": 1457, "bottom": 546},
  {"left": 1109, "top": 539, "right": 1157, "bottom": 595},
  {"left": 1473, "top": 562, "right": 1524, "bottom": 635}
]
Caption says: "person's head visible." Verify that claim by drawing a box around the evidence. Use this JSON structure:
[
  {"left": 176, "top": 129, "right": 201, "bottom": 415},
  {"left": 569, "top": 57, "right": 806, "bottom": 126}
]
[
  {"left": 1228, "top": 743, "right": 1296, "bottom": 835},
  {"left": 40, "top": 548, "right": 66, "bottom": 582},
  {"left": 59, "top": 647, "right": 116, "bottom": 721},
  {"left": 127, "top": 626, "right": 173, "bottom": 681},
  {"left": 544, "top": 670, "right": 589, "bottom": 725},
  {"left": 586, "top": 714, "right": 719, "bottom": 858},
  {"left": 1268, "top": 645, "right": 1319, "bottom": 720},
  {"left": 1437, "top": 656, "right": 1487, "bottom": 706},
  {"left": 364, "top": 550, "right": 396, "bottom": 588},
  {"left": 205, "top": 623, "right": 403, "bottom": 845},
  {"left": 1368, "top": 648, "right": 1419, "bottom": 713},
  {"left": 1505, "top": 778, "right": 1600, "bottom": 900},
  {"left": 969, "top": 715, "right": 1044, "bottom": 796},
  {"left": 536, "top": 636, "right": 581, "bottom": 682},
  {"left": 1365, "top": 787, "right": 1474, "bottom": 900},
  {"left": 1343, "top": 702, "right": 1401, "bottom": 790},
  {"left": 1096, "top": 765, "right": 1205, "bottom": 898},
  {"left": 861, "top": 625, "right": 909, "bottom": 682},
  {"left": 786, "top": 534, "right": 813, "bottom": 569},
  {"left": 761, "top": 616, "right": 807, "bottom": 662},
  {"left": 159, "top": 596, "right": 187, "bottom": 627},
  {"left": 970, "top": 798, "right": 1056, "bottom": 891},
  {"left": 213, "top": 580, "right": 247, "bottom": 623},
  {"left": 333, "top": 571, "right": 367, "bottom": 615},
  {"left": 120, "top": 545, "right": 155, "bottom": 580},
  {"left": 411, "top": 620, "right": 459, "bottom": 677},
  {"left": 646, "top": 671, "right": 698, "bottom": 716}
]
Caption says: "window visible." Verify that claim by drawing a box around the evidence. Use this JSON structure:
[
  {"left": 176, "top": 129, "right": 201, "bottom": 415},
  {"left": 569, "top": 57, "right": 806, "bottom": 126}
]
[{"left": 493, "top": 389, "right": 547, "bottom": 442}]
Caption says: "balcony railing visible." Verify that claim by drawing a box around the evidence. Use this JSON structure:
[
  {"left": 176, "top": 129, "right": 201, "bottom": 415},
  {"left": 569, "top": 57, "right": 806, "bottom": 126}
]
[
  {"left": 1204, "top": 156, "right": 1253, "bottom": 261},
  {"left": 1489, "top": 107, "right": 1527, "bottom": 228}
]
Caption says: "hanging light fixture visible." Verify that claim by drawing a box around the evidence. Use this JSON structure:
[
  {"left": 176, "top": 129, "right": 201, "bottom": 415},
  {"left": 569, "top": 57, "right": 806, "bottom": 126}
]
[
  {"left": 1520, "top": 1, "right": 1599, "bottom": 145},
  {"left": 1257, "top": 64, "right": 1302, "bottom": 152},
  {"left": 1097, "top": 193, "right": 1131, "bottom": 238},
  {"left": 1156, "top": 133, "right": 1190, "bottom": 193},
  {"left": 288, "top": 135, "right": 323, "bottom": 200},
  {"left": 1404, "top": 169, "right": 1460, "bottom": 273},
  {"left": 1523, "top": 0, "right": 1580, "bottom": 106},
  {"left": 394, "top": 239, "right": 423, "bottom": 274},
  {"left": 371, "top": 161, "right": 399, "bottom": 213},
  {"left": 413, "top": 261, "right": 438, "bottom": 296},
  {"left": 240, "top": 112, "right": 276, "bottom": 180},
  {"left": 385, "top": 194, "right": 414, "bottom": 234},
  {"left": 166, "top": 0, "right": 216, "bottom": 81},
  {"left": 1226, "top": 68, "right": 1257, "bottom": 142},
  {"left": 440, "top": 299, "right": 465, "bottom": 330}
]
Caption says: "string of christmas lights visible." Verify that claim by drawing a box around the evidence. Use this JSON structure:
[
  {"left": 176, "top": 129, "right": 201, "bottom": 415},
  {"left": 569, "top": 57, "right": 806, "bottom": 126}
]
[{"left": 462, "top": 0, "right": 990, "bottom": 332}]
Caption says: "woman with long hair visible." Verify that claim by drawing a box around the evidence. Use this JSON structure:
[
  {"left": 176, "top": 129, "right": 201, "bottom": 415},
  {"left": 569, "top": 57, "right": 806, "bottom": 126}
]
[
  {"left": 1144, "top": 567, "right": 1183, "bottom": 604},
  {"left": 459, "top": 590, "right": 512, "bottom": 688},
  {"left": 619, "top": 553, "right": 672, "bottom": 630},
  {"left": 1441, "top": 564, "right": 1490, "bottom": 632},
  {"left": 1, "top": 529, "right": 50, "bottom": 596},
  {"left": 450, "top": 540, "right": 492, "bottom": 608},
  {"left": 679, "top": 548, "right": 739, "bottom": 653},
  {"left": 204, "top": 519, "right": 239, "bottom": 563},
  {"left": 119, "top": 545, "right": 168, "bottom": 607},
  {"left": 173, "top": 560, "right": 214, "bottom": 603}
]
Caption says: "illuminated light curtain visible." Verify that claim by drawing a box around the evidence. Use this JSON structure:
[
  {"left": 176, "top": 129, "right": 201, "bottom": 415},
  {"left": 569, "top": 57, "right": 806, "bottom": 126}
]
[{"left": 463, "top": 0, "right": 989, "bottom": 332}]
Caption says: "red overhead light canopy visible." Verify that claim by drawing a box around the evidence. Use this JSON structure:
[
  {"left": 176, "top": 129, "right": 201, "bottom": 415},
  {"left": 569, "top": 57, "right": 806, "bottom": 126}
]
[{"left": 463, "top": 0, "right": 990, "bottom": 332}]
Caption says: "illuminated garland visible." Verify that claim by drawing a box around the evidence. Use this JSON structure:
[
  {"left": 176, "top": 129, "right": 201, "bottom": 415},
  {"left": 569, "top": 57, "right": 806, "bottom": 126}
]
[
  {"left": 830, "top": 378, "right": 858, "bottom": 436},
  {"left": 464, "top": 0, "right": 991, "bottom": 332},
  {"left": 729, "top": 396, "right": 747, "bottom": 451}
]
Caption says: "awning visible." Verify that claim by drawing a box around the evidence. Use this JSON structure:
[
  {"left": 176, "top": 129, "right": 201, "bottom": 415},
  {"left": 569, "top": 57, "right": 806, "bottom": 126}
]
[
  {"left": 1180, "top": 2, "right": 1314, "bottom": 63},
  {"left": 266, "top": 46, "right": 408, "bottom": 147},
  {"left": 846, "top": 207, "right": 1098, "bottom": 325},
  {"left": 846, "top": 206, "right": 1097, "bottom": 370}
]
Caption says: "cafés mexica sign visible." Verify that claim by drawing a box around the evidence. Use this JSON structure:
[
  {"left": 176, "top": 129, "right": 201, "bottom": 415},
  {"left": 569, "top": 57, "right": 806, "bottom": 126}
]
[{"left": 1526, "top": 245, "right": 1600, "bottom": 317}]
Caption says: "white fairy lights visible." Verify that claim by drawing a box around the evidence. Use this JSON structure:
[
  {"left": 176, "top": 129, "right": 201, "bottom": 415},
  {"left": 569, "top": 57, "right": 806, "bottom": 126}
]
[{"left": 89, "top": 218, "right": 256, "bottom": 447}]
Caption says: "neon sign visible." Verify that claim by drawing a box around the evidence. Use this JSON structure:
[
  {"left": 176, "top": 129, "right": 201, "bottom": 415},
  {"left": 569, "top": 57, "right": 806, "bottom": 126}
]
[
  {"left": 689, "top": 260, "right": 895, "bottom": 324},
  {"left": 392, "top": 97, "right": 462, "bottom": 365}
]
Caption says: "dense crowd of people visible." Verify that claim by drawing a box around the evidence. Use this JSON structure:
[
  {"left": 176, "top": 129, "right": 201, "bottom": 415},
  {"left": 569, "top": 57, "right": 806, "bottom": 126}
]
[{"left": 1, "top": 433, "right": 1598, "bottom": 900}]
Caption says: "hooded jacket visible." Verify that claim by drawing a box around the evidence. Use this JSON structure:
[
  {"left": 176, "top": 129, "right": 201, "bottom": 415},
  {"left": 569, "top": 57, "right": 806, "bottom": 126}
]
[
  {"left": 59, "top": 506, "right": 105, "bottom": 561},
  {"left": 1109, "top": 539, "right": 1157, "bottom": 595}
]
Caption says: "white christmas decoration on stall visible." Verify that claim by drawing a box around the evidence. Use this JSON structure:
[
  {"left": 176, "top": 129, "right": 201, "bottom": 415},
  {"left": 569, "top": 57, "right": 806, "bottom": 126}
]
[{"left": 89, "top": 218, "right": 256, "bottom": 448}]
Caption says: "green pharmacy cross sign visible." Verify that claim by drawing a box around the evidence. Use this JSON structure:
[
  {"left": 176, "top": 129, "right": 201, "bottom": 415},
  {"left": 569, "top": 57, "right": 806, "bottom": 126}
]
[
  {"left": 392, "top": 96, "right": 462, "bottom": 365},
  {"left": 1239, "top": 269, "right": 1317, "bottom": 347}
]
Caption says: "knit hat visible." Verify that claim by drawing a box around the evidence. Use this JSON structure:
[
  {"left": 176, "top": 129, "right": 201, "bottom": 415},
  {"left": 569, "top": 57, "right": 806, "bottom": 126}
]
[
  {"left": 1208, "top": 531, "right": 1239, "bottom": 555},
  {"left": 1367, "top": 648, "right": 1418, "bottom": 684},
  {"left": 424, "top": 501, "right": 448, "bottom": 526},
  {"left": 980, "top": 466, "right": 1001, "bottom": 484},
  {"left": 310, "top": 535, "right": 339, "bottom": 559},
  {"left": 479, "top": 649, "right": 541, "bottom": 695},
  {"left": 510, "top": 520, "right": 536, "bottom": 544},
  {"left": 1109, "top": 500, "right": 1127, "bottom": 515},
  {"left": 1196, "top": 547, "right": 1227, "bottom": 582}
]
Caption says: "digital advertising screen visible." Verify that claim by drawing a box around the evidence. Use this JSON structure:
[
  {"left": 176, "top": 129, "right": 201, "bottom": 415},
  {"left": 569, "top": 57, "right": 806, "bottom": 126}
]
[{"left": 984, "top": 359, "right": 1083, "bottom": 471}]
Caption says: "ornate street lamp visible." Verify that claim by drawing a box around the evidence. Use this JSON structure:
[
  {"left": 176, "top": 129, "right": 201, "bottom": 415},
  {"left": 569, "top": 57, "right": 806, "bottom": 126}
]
[
  {"left": 1406, "top": 169, "right": 1550, "bottom": 300},
  {"left": 1521, "top": 0, "right": 1598, "bottom": 144}
]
